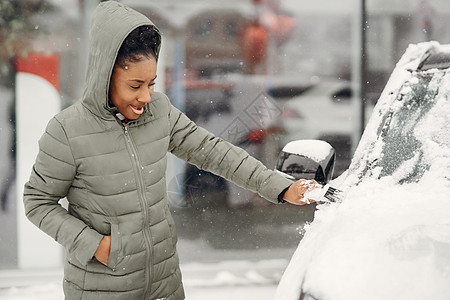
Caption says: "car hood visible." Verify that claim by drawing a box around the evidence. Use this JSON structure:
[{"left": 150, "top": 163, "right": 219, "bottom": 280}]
[{"left": 275, "top": 177, "right": 450, "bottom": 300}]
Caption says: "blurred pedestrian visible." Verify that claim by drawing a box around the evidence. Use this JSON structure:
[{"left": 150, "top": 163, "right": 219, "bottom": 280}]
[{"left": 23, "top": 1, "right": 317, "bottom": 299}]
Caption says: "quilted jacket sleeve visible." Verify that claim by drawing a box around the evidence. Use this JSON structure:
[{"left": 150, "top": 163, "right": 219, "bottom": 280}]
[
  {"left": 23, "top": 117, "right": 103, "bottom": 266},
  {"left": 167, "top": 101, "right": 293, "bottom": 204}
]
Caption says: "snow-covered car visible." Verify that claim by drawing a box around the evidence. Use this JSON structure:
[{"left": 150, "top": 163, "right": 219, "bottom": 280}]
[{"left": 274, "top": 41, "right": 450, "bottom": 300}]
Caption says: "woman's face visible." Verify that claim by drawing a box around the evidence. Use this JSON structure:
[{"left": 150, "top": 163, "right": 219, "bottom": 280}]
[{"left": 109, "top": 55, "right": 157, "bottom": 120}]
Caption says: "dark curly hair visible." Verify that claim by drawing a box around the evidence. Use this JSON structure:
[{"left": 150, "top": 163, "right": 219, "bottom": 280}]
[{"left": 115, "top": 25, "right": 161, "bottom": 68}]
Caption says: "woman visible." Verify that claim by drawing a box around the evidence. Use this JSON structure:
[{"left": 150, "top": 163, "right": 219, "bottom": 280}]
[{"left": 23, "top": 1, "right": 317, "bottom": 299}]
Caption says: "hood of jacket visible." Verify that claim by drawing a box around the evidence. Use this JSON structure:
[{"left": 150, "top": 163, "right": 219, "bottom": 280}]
[{"left": 81, "top": 1, "right": 161, "bottom": 121}]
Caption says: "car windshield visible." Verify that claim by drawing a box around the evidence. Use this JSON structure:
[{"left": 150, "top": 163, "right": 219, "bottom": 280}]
[
  {"left": 378, "top": 72, "right": 438, "bottom": 182},
  {"left": 346, "top": 65, "right": 450, "bottom": 186}
]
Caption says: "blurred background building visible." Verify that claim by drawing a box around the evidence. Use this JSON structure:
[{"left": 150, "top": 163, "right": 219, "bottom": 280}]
[{"left": 1, "top": 0, "right": 450, "bottom": 270}]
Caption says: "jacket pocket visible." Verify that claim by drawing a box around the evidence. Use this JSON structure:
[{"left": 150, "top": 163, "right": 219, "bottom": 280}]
[{"left": 107, "top": 222, "right": 123, "bottom": 270}]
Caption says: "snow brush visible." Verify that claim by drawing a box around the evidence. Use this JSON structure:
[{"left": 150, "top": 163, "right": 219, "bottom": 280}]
[{"left": 304, "top": 184, "right": 344, "bottom": 204}]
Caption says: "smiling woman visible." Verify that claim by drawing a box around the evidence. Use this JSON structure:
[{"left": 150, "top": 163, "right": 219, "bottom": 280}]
[
  {"left": 22, "top": 1, "right": 320, "bottom": 300},
  {"left": 109, "top": 55, "right": 157, "bottom": 120},
  {"left": 109, "top": 25, "right": 159, "bottom": 121}
]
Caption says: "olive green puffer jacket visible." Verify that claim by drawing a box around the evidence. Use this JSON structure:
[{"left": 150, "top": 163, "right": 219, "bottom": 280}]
[{"left": 23, "top": 1, "right": 293, "bottom": 299}]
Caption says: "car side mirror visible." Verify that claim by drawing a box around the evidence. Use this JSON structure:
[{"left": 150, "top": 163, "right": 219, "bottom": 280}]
[{"left": 275, "top": 140, "right": 336, "bottom": 185}]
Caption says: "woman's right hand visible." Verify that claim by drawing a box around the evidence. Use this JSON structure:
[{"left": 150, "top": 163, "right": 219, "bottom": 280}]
[
  {"left": 283, "top": 179, "right": 321, "bottom": 205},
  {"left": 94, "top": 236, "right": 111, "bottom": 266}
]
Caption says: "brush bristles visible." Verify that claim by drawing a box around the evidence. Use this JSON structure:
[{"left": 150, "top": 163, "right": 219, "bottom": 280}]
[{"left": 324, "top": 186, "right": 343, "bottom": 202}]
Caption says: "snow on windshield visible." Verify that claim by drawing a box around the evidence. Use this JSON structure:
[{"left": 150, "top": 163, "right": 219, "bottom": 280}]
[
  {"left": 342, "top": 42, "right": 450, "bottom": 188},
  {"left": 414, "top": 73, "right": 450, "bottom": 179}
]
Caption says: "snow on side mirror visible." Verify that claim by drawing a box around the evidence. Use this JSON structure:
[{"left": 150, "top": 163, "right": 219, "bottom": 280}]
[{"left": 275, "top": 140, "right": 336, "bottom": 185}]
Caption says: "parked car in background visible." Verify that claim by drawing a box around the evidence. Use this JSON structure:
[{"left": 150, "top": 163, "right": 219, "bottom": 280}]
[
  {"left": 281, "top": 78, "right": 354, "bottom": 176},
  {"left": 274, "top": 41, "right": 450, "bottom": 300}
]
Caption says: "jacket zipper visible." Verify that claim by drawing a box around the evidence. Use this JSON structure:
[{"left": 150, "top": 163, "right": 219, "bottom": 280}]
[{"left": 123, "top": 124, "right": 153, "bottom": 298}]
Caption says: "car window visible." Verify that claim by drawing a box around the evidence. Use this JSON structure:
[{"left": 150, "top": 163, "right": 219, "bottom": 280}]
[
  {"left": 331, "top": 87, "right": 352, "bottom": 102},
  {"left": 377, "top": 72, "right": 440, "bottom": 183},
  {"left": 184, "top": 84, "right": 232, "bottom": 122},
  {"left": 267, "top": 85, "right": 313, "bottom": 99},
  {"left": 419, "top": 51, "right": 450, "bottom": 71}
]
